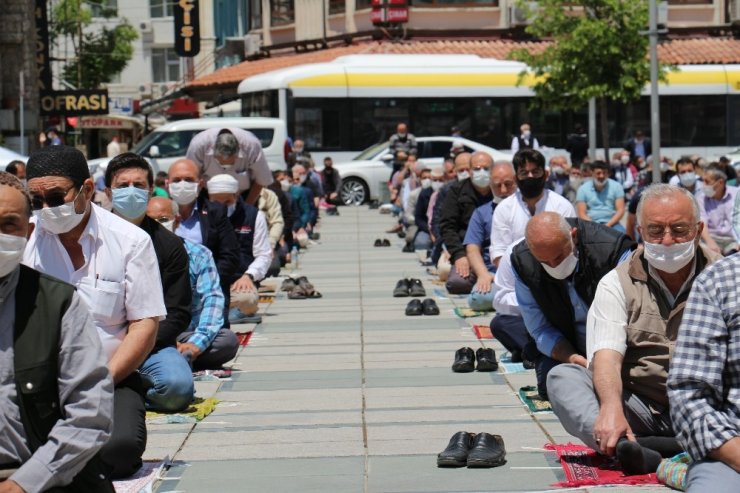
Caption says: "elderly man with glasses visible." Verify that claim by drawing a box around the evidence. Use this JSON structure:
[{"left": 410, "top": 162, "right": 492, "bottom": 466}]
[{"left": 547, "top": 184, "right": 721, "bottom": 476}]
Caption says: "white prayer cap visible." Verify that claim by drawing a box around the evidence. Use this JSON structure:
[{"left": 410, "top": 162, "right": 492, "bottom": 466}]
[{"left": 207, "top": 174, "right": 239, "bottom": 194}]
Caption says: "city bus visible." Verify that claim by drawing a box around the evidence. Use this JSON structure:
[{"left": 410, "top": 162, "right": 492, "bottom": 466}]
[{"left": 236, "top": 54, "right": 740, "bottom": 162}]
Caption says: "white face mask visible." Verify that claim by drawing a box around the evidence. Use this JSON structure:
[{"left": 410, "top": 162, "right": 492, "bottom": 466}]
[
  {"left": 522, "top": 130, "right": 531, "bottom": 139},
  {"left": 34, "top": 190, "right": 87, "bottom": 235},
  {"left": 643, "top": 239, "right": 696, "bottom": 274},
  {"left": 457, "top": 171, "right": 470, "bottom": 182},
  {"left": 431, "top": 181, "right": 443, "bottom": 192},
  {"left": 541, "top": 242, "right": 578, "bottom": 280},
  {"left": 297, "top": 174, "right": 307, "bottom": 185},
  {"left": 159, "top": 219, "right": 175, "bottom": 232},
  {"left": 280, "top": 179, "right": 291, "bottom": 192},
  {"left": 0, "top": 233, "right": 27, "bottom": 278},
  {"left": 398, "top": 133, "right": 407, "bottom": 138},
  {"left": 168, "top": 181, "right": 199, "bottom": 206},
  {"left": 551, "top": 166, "right": 565, "bottom": 175},
  {"left": 621, "top": 155, "right": 630, "bottom": 164},
  {"left": 471, "top": 169, "right": 491, "bottom": 188},
  {"left": 569, "top": 176, "right": 583, "bottom": 188},
  {"left": 679, "top": 172, "right": 697, "bottom": 188},
  {"left": 702, "top": 184, "right": 716, "bottom": 197},
  {"left": 594, "top": 177, "right": 607, "bottom": 190},
  {"left": 421, "top": 178, "right": 432, "bottom": 189},
  {"left": 492, "top": 194, "right": 504, "bottom": 204}
]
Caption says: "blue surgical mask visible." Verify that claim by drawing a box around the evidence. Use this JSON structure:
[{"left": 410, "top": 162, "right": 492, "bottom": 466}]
[{"left": 112, "top": 186, "right": 149, "bottom": 220}]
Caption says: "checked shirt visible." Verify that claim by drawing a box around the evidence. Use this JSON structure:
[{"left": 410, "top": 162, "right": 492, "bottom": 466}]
[{"left": 183, "top": 240, "right": 225, "bottom": 352}]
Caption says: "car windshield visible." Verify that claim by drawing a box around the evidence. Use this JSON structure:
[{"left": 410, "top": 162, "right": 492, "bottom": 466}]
[
  {"left": 353, "top": 142, "right": 388, "bottom": 161},
  {"left": 131, "top": 128, "right": 274, "bottom": 157}
]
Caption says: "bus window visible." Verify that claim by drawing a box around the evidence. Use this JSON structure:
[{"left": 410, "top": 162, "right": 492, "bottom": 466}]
[
  {"left": 421, "top": 140, "right": 456, "bottom": 159},
  {"left": 242, "top": 91, "right": 278, "bottom": 117}
]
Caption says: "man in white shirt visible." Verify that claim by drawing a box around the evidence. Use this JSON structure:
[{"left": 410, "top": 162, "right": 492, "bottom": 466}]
[
  {"left": 510, "top": 123, "right": 541, "bottom": 153},
  {"left": 206, "top": 174, "right": 273, "bottom": 324},
  {"left": 186, "top": 128, "right": 274, "bottom": 204},
  {"left": 490, "top": 149, "right": 576, "bottom": 267},
  {"left": 23, "top": 145, "right": 166, "bottom": 479},
  {"left": 547, "top": 184, "right": 720, "bottom": 475}
]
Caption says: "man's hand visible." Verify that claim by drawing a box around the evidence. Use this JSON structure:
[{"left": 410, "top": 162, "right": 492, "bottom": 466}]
[
  {"left": 454, "top": 257, "right": 470, "bottom": 278},
  {"left": 177, "top": 342, "right": 202, "bottom": 360},
  {"left": 473, "top": 272, "right": 494, "bottom": 294},
  {"left": 568, "top": 354, "right": 588, "bottom": 368},
  {"left": 329, "top": 192, "right": 338, "bottom": 200},
  {"left": 593, "top": 406, "right": 635, "bottom": 456},
  {"left": 0, "top": 480, "right": 25, "bottom": 493},
  {"left": 231, "top": 274, "right": 256, "bottom": 293}
]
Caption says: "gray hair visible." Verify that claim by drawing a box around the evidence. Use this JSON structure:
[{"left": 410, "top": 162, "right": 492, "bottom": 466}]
[
  {"left": 214, "top": 132, "right": 239, "bottom": 158},
  {"left": 636, "top": 184, "right": 700, "bottom": 226},
  {"left": 492, "top": 160, "right": 514, "bottom": 173},
  {"left": 704, "top": 167, "right": 727, "bottom": 183}
]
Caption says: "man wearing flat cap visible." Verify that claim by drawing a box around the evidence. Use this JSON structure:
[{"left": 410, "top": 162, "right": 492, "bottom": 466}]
[
  {"left": 207, "top": 174, "right": 273, "bottom": 324},
  {"left": 22, "top": 145, "right": 166, "bottom": 479}
]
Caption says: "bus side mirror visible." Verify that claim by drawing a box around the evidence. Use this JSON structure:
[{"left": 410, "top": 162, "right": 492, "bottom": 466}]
[{"left": 380, "top": 153, "right": 394, "bottom": 162}]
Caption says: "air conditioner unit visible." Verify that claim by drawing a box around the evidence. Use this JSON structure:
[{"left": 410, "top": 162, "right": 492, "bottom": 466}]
[
  {"left": 139, "top": 21, "right": 153, "bottom": 33},
  {"left": 510, "top": 2, "right": 538, "bottom": 27},
  {"left": 244, "top": 34, "right": 262, "bottom": 56}
]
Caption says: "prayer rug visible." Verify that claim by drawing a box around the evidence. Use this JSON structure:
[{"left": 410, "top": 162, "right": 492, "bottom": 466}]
[
  {"left": 517, "top": 385, "right": 553, "bottom": 413},
  {"left": 258, "top": 283, "right": 276, "bottom": 293},
  {"left": 259, "top": 294, "right": 275, "bottom": 303},
  {"left": 146, "top": 397, "right": 219, "bottom": 424},
  {"left": 235, "top": 331, "right": 253, "bottom": 346},
  {"left": 454, "top": 307, "right": 487, "bottom": 318},
  {"left": 498, "top": 352, "right": 532, "bottom": 374},
  {"left": 113, "top": 460, "right": 166, "bottom": 493},
  {"left": 433, "top": 288, "right": 448, "bottom": 299},
  {"left": 544, "top": 442, "right": 660, "bottom": 488},
  {"left": 472, "top": 324, "right": 493, "bottom": 339}
]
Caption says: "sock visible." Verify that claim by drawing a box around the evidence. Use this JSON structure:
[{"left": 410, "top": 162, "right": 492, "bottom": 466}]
[
  {"left": 635, "top": 436, "right": 683, "bottom": 458},
  {"left": 616, "top": 439, "right": 663, "bottom": 475}
]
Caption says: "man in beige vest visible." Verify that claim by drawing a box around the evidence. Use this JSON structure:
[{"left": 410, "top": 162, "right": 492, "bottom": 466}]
[{"left": 547, "top": 184, "right": 720, "bottom": 475}]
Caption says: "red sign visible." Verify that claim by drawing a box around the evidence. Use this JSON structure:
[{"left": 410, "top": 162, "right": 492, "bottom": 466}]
[{"left": 371, "top": 0, "right": 408, "bottom": 26}]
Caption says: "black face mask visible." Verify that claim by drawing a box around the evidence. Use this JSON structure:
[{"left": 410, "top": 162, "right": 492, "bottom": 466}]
[{"left": 517, "top": 175, "right": 546, "bottom": 199}]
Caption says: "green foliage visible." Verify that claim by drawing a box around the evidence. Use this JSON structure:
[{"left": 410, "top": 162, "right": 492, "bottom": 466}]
[
  {"left": 510, "top": 0, "right": 670, "bottom": 111},
  {"left": 50, "top": 0, "right": 138, "bottom": 89}
]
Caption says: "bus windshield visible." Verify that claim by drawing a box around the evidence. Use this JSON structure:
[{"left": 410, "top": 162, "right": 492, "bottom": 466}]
[{"left": 353, "top": 142, "right": 388, "bottom": 161}]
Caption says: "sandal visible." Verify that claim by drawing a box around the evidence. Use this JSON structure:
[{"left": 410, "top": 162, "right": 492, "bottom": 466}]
[
  {"left": 287, "top": 285, "right": 307, "bottom": 299},
  {"left": 296, "top": 276, "right": 323, "bottom": 298},
  {"left": 280, "top": 278, "right": 297, "bottom": 292}
]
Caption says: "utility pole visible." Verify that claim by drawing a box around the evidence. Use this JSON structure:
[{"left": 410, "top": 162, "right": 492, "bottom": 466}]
[
  {"left": 649, "top": 0, "right": 662, "bottom": 185},
  {"left": 588, "top": 98, "right": 596, "bottom": 161},
  {"left": 77, "top": 0, "right": 83, "bottom": 88},
  {"left": 19, "top": 72, "right": 25, "bottom": 155}
]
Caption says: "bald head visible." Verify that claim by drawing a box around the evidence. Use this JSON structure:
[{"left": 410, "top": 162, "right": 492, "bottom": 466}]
[
  {"left": 169, "top": 159, "right": 200, "bottom": 181},
  {"left": 525, "top": 212, "right": 575, "bottom": 267},
  {"left": 454, "top": 152, "right": 472, "bottom": 172},
  {"left": 471, "top": 151, "right": 493, "bottom": 169},
  {"left": 147, "top": 196, "right": 178, "bottom": 220}
]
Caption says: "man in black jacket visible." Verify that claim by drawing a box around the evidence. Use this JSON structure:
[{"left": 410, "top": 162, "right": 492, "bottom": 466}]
[
  {"left": 440, "top": 151, "right": 493, "bottom": 294},
  {"left": 167, "top": 159, "right": 241, "bottom": 324},
  {"left": 511, "top": 212, "right": 635, "bottom": 399},
  {"left": 106, "top": 153, "right": 194, "bottom": 412}
]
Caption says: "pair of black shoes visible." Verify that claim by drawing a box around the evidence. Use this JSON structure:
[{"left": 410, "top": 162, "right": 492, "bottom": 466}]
[
  {"left": 393, "top": 278, "right": 425, "bottom": 297},
  {"left": 405, "top": 298, "right": 439, "bottom": 316},
  {"left": 374, "top": 238, "right": 391, "bottom": 247},
  {"left": 452, "top": 347, "right": 498, "bottom": 372},
  {"left": 437, "top": 432, "right": 506, "bottom": 468}
]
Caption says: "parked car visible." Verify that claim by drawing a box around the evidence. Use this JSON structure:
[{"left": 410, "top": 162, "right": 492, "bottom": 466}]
[
  {"left": 334, "top": 136, "right": 513, "bottom": 205},
  {"left": 87, "top": 116, "right": 289, "bottom": 175},
  {"left": 0, "top": 146, "right": 27, "bottom": 169}
]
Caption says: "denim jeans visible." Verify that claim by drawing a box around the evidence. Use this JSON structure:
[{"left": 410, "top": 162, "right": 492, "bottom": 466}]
[{"left": 139, "top": 347, "right": 194, "bottom": 412}]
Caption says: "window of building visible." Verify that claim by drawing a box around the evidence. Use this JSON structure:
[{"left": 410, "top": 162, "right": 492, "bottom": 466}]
[
  {"left": 411, "top": 0, "right": 498, "bottom": 6},
  {"left": 356, "top": 0, "right": 371, "bottom": 10},
  {"left": 270, "top": 0, "right": 295, "bottom": 26},
  {"left": 151, "top": 48, "right": 181, "bottom": 82},
  {"left": 250, "top": 0, "right": 263, "bottom": 29},
  {"left": 215, "top": 0, "right": 248, "bottom": 46},
  {"left": 329, "top": 0, "right": 345, "bottom": 14},
  {"left": 88, "top": 0, "right": 117, "bottom": 17},
  {"left": 150, "top": 0, "right": 175, "bottom": 18},
  {"left": 667, "top": 0, "right": 712, "bottom": 4}
]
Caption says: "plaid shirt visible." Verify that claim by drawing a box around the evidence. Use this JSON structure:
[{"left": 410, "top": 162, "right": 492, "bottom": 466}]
[
  {"left": 667, "top": 254, "right": 740, "bottom": 461},
  {"left": 183, "top": 240, "right": 225, "bottom": 352}
]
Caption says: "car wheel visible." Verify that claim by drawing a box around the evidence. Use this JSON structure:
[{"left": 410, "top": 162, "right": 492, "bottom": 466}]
[{"left": 340, "top": 178, "right": 368, "bottom": 205}]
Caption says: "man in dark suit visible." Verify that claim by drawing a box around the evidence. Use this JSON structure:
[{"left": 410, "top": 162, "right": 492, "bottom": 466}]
[
  {"left": 624, "top": 130, "right": 652, "bottom": 164},
  {"left": 167, "top": 159, "right": 241, "bottom": 324}
]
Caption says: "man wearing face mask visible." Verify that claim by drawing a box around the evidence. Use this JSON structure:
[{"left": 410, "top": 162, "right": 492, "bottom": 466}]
[
  {"left": 548, "top": 184, "right": 720, "bottom": 475},
  {"left": 512, "top": 212, "right": 635, "bottom": 400},
  {"left": 430, "top": 153, "right": 471, "bottom": 275},
  {"left": 440, "top": 152, "right": 495, "bottom": 294},
  {"left": 23, "top": 145, "right": 166, "bottom": 479},
  {"left": 576, "top": 160, "right": 626, "bottom": 232},
  {"left": 167, "top": 159, "right": 241, "bottom": 326},
  {"left": 186, "top": 128, "right": 274, "bottom": 205},
  {"left": 464, "top": 161, "right": 517, "bottom": 312},
  {"left": 697, "top": 166, "right": 739, "bottom": 255},
  {"left": 269, "top": 170, "right": 295, "bottom": 266},
  {"left": 610, "top": 152, "right": 636, "bottom": 197},
  {"left": 0, "top": 172, "right": 115, "bottom": 493},
  {"left": 511, "top": 123, "right": 541, "bottom": 153},
  {"left": 207, "top": 175, "right": 272, "bottom": 324},
  {"left": 561, "top": 165, "right": 585, "bottom": 204},
  {"left": 147, "top": 197, "right": 239, "bottom": 370},
  {"left": 104, "top": 153, "right": 194, "bottom": 413},
  {"left": 401, "top": 162, "right": 430, "bottom": 252},
  {"left": 491, "top": 149, "right": 576, "bottom": 268},
  {"left": 546, "top": 155, "right": 570, "bottom": 196},
  {"left": 668, "top": 158, "right": 701, "bottom": 194},
  {"left": 388, "top": 123, "right": 418, "bottom": 176},
  {"left": 624, "top": 130, "right": 652, "bottom": 164},
  {"left": 286, "top": 139, "right": 314, "bottom": 172},
  {"left": 414, "top": 167, "right": 442, "bottom": 254}
]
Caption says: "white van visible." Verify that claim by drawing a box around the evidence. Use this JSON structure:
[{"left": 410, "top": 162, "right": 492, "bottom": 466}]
[{"left": 87, "top": 117, "right": 288, "bottom": 174}]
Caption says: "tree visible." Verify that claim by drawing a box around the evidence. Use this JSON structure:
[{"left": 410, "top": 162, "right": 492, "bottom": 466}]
[
  {"left": 511, "top": 0, "right": 671, "bottom": 160},
  {"left": 50, "top": 0, "right": 138, "bottom": 89}
]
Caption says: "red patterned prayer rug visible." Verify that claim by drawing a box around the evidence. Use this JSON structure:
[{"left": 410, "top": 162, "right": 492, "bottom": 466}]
[
  {"left": 473, "top": 324, "right": 493, "bottom": 339},
  {"left": 545, "top": 443, "right": 660, "bottom": 487},
  {"left": 235, "top": 331, "right": 253, "bottom": 346}
]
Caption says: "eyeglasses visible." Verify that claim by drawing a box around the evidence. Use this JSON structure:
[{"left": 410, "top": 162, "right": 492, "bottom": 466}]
[
  {"left": 642, "top": 223, "right": 698, "bottom": 242},
  {"left": 30, "top": 185, "right": 81, "bottom": 211},
  {"left": 153, "top": 216, "right": 174, "bottom": 224},
  {"left": 516, "top": 167, "right": 545, "bottom": 180}
]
